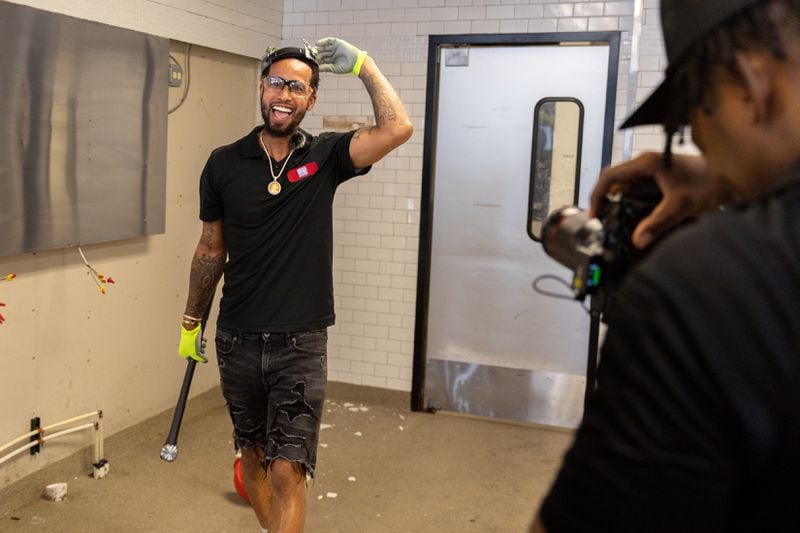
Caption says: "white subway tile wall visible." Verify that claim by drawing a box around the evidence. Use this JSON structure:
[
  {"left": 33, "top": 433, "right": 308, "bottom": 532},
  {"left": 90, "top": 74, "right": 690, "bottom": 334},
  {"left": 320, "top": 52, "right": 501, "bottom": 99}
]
[
  {"left": 633, "top": 0, "right": 672, "bottom": 154},
  {"left": 282, "top": 0, "right": 667, "bottom": 391}
]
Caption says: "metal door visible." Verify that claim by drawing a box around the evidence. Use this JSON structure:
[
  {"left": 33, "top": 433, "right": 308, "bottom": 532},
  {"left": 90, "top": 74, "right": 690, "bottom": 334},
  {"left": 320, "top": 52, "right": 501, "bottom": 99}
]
[{"left": 414, "top": 35, "right": 619, "bottom": 428}]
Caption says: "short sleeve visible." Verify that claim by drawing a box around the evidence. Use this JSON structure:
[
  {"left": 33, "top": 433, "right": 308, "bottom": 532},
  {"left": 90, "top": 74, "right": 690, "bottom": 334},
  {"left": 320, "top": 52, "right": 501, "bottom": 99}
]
[
  {"left": 199, "top": 151, "right": 223, "bottom": 222},
  {"left": 328, "top": 130, "right": 371, "bottom": 186}
]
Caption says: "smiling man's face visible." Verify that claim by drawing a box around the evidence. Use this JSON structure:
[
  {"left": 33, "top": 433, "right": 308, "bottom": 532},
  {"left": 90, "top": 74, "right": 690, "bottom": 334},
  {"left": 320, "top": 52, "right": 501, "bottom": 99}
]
[{"left": 260, "top": 58, "right": 316, "bottom": 138}]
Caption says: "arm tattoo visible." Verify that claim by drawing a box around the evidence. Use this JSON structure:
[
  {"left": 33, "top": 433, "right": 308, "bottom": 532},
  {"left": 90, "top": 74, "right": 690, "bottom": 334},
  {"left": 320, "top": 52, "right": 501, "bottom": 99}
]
[
  {"left": 199, "top": 223, "right": 215, "bottom": 249},
  {"left": 351, "top": 59, "right": 411, "bottom": 166},
  {"left": 184, "top": 224, "right": 225, "bottom": 317},
  {"left": 362, "top": 71, "right": 399, "bottom": 129},
  {"left": 353, "top": 126, "right": 376, "bottom": 139},
  {"left": 185, "top": 252, "right": 225, "bottom": 318}
]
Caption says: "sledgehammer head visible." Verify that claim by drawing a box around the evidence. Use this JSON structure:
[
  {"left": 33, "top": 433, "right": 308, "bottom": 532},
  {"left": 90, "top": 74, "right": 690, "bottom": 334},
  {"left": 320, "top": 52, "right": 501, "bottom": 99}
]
[{"left": 160, "top": 444, "right": 179, "bottom": 462}]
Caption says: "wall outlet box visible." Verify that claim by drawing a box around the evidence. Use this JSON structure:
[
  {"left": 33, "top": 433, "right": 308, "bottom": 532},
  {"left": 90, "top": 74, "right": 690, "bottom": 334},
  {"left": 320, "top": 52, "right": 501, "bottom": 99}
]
[{"left": 168, "top": 63, "right": 183, "bottom": 87}]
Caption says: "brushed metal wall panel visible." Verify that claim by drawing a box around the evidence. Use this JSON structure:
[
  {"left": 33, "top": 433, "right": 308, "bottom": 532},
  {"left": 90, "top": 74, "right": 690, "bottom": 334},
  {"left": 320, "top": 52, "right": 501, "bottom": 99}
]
[
  {"left": 0, "top": 2, "right": 168, "bottom": 257},
  {"left": 425, "top": 358, "right": 585, "bottom": 428}
]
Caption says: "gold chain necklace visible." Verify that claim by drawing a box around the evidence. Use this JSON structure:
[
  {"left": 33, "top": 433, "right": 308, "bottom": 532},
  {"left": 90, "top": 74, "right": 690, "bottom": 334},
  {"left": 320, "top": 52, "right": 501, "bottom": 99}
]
[{"left": 259, "top": 130, "right": 295, "bottom": 196}]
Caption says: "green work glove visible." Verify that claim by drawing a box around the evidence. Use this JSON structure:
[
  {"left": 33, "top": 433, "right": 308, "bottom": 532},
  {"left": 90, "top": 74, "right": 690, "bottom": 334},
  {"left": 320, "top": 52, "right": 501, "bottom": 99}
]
[
  {"left": 314, "top": 37, "right": 368, "bottom": 76},
  {"left": 178, "top": 324, "right": 207, "bottom": 363}
]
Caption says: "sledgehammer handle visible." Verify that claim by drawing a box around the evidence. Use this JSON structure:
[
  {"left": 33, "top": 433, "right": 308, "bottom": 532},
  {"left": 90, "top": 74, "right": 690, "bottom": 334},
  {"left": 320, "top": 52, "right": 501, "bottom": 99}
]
[
  {"left": 160, "top": 298, "right": 213, "bottom": 462},
  {"left": 165, "top": 359, "right": 196, "bottom": 447}
]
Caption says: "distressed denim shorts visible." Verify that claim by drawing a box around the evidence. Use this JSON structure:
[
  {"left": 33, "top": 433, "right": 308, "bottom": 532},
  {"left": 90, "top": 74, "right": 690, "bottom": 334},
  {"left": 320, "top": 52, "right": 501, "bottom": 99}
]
[{"left": 215, "top": 328, "right": 327, "bottom": 478}]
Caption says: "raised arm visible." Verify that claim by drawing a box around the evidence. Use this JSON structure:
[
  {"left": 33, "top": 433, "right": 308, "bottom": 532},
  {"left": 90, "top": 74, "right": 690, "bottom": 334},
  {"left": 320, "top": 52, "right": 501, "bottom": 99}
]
[
  {"left": 314, "top": 37, "right": 413, "bottom": 169},
  {"left": 349, "top": 55, "right": 413, "bottom": 168}
]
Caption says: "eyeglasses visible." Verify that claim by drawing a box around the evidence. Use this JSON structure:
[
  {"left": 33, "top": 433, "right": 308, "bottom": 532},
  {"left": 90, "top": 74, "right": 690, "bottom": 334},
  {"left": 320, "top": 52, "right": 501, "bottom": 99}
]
[{"left": 264, "top": 75, "right": 313, "bottom": 96}]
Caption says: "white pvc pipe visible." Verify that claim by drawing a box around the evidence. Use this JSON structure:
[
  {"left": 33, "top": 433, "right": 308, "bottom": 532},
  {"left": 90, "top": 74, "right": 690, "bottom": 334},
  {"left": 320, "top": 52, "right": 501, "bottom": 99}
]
[
  {"left": 0, "top": 412, "right": 103, "bottom": 468},
  {"left": 94, "top": 420, "right": 104, "bottom": 464},
  {"left": 42, "top": 423, "right": 96, "bottom": 444},
  {"left": 0, "top": 411, "right": 101, "bottom": 457},
  {"left": 0, "top": 429, "right": 40, "bottom": 458},
  {"left": 0, "top": 440, "right": 39, "bottom": 466},
  {"left": 42, "top": 411, "right": 101, "bottom": 434}
]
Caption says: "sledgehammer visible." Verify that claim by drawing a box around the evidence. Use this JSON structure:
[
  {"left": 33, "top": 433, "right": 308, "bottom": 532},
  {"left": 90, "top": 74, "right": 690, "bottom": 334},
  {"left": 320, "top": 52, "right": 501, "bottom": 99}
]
[{"left": 160, "top": 302, "right": 212, "bottom": 462}]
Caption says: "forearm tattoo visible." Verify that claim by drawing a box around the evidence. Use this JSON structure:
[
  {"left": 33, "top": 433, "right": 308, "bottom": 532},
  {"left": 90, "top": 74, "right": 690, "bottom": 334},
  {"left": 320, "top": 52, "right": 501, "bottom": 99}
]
[
  {"left": 199, "top": 222, "right": 215, "bottom": 249},
  {"left": 362, "top": 70, "right": 400, "bottom": 128},
  {"left": 185, "top": 225, "right": 225, "bottom": 318}
]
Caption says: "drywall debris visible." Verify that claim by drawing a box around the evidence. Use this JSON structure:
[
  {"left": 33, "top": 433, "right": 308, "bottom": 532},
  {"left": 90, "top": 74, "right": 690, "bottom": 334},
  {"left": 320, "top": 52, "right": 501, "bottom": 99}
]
[
  {"left": 398, "top": 426, "right": 404, "bottom": 431},
  {"left": 320, "top": 443, "right": 328, "bottom": 448},
  {"left": 320, "top": 424, "right": 333, "bottom": 430},
  {"left": 347, "top": 476, "right": 356, "bottom": 482},
  {"left": 43, "top": 483, "right": 67, "bottom": 502},
  {"left": 318, "top": 495, "right": 324, "bottom": 500},
  {"left": 326, "top": 492, "right": 338, "bottom": 498},
  {"left": 354, "top": 431, "right": 362, "bottom": 437}
]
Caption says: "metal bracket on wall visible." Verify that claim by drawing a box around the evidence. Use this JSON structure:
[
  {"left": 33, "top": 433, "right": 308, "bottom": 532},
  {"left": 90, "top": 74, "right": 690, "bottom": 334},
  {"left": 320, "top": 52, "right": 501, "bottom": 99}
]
[{"left": 30, "top": 417, "right": 41, "bottom": 455}]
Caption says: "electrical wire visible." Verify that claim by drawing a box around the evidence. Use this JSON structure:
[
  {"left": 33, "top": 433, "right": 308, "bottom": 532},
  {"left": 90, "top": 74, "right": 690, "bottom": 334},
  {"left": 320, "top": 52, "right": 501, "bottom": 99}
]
[
  {"left": 168, "top": 44, "right": 192, "bottom": 114},
  {"left": 77, "top": 246, "right": 115, "bottom": 294},
  {"left": 532, "top": 274, "right": 591, "bottom": 313}
]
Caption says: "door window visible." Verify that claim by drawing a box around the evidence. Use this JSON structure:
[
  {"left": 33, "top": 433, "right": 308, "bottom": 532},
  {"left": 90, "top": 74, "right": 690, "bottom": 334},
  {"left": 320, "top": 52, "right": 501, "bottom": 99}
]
[{"left": 528, "top": 98, "right": 584, "bottom": 241}]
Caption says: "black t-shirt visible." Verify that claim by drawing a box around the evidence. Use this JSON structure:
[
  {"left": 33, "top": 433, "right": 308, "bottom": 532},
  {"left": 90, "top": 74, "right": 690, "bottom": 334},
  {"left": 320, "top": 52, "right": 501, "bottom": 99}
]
[
  {"left": 199, "top": 127, "right": 369, "bottom": 332},
  {"left": 540, "top": 171, "right": 800, "bottom": 531}
]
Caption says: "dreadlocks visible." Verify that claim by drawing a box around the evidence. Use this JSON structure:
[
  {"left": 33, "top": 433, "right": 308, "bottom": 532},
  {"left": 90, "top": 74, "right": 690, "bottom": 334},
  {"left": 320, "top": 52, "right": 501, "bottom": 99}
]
[{"left": 662, "top": 0, "right": 800, "bottom": 162}]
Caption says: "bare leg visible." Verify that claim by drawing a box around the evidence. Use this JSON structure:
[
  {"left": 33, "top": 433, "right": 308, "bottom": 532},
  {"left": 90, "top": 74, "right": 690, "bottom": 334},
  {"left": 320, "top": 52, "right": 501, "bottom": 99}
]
[
  {"left": 241, "top": 450, "right": 306, "bottom": 532},
  {"left": 240, "top": 447, "right": 273, "bottom": 528},
  {"left": 266, "top": 459, "right": 307, "bottom": 533}
]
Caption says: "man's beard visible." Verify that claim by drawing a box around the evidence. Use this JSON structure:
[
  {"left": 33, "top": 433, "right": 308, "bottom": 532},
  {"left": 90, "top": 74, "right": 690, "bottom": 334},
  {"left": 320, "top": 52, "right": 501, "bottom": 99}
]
[{"left": 261, "top": 101, "right": 307, "bottom": 138}]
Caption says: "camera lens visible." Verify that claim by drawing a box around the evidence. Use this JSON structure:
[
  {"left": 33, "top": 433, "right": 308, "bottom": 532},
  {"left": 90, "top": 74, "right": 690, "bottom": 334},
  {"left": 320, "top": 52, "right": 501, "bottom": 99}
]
[{"left": 541, "top": 206, "right": 603, "bottom": 272}]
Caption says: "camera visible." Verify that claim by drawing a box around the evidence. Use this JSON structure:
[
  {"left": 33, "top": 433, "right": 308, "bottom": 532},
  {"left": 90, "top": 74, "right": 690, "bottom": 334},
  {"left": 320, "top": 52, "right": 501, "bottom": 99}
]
[{"left": 541, "top": 181, "right": 661, "bottom": 301}]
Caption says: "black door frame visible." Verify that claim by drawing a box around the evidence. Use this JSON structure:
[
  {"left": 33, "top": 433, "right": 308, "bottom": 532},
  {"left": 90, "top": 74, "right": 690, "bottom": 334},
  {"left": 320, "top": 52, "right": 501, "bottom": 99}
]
[{"left": 411, "top": 32, "right": 621, "bottom": 412}]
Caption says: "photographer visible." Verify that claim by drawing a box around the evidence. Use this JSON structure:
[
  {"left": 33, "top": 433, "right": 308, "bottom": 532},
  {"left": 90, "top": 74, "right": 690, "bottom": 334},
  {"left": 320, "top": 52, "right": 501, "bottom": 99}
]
[{"left": 531, "top": 1, "right": 800, "bottom": 531}]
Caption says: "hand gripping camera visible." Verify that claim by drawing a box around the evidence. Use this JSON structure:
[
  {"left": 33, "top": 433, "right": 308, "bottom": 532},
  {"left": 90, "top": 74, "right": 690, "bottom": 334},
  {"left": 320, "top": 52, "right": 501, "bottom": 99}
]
[{"left": 541, "top": 181, "right": 662, "bottom": 301}]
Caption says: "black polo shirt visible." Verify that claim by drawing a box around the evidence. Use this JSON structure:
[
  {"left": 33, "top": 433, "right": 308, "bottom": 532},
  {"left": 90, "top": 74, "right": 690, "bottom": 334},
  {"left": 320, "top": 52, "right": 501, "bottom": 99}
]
[
  {"left": 199, "top": 127, "right": 369, "bottom": 332},
  {"left": 540, "top": 169, "right": 800, "bottom": 531}
]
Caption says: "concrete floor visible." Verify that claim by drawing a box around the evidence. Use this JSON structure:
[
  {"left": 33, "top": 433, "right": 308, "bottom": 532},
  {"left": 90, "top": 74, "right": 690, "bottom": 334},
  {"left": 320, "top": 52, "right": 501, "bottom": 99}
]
[{"left": 0, "top": 382, "right": 573, "bottom": 532}]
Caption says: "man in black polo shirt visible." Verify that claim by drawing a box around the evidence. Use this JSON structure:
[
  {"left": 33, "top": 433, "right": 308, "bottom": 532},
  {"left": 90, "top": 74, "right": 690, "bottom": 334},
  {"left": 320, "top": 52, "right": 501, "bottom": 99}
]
[
  {"left": 177, "top": 38, "right": 411, "bottom": 532},
  {"left": 532, "top": 0, "right": 800, "bottom": 531}
]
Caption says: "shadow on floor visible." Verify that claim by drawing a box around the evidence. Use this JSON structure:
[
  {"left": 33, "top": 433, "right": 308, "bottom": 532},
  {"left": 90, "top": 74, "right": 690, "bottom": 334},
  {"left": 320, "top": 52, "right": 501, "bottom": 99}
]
[{"left": 0, "top": 382, "right": 573, "bottom": 532}]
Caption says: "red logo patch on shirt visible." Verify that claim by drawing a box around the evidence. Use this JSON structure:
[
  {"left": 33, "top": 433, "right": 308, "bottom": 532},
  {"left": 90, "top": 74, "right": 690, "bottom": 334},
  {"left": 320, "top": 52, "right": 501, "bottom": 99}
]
[{"left": 287, "top": 162, "right": 319, "bottom": 183}]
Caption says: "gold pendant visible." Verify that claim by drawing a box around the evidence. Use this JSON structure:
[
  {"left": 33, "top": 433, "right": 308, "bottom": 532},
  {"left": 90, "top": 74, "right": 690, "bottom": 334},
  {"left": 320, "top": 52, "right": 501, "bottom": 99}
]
[{"left": 267, "top": 181, "right": 281, "bottom": 196}]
